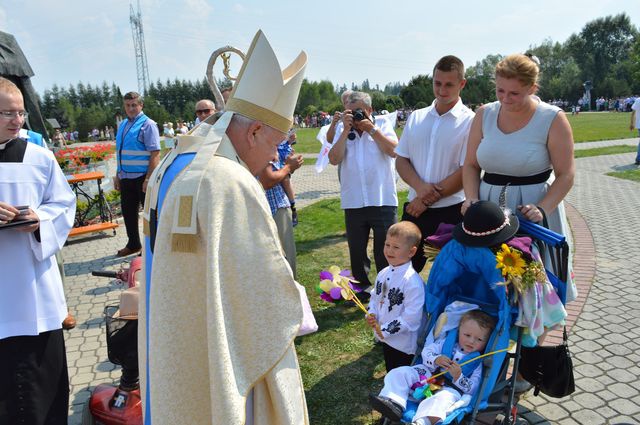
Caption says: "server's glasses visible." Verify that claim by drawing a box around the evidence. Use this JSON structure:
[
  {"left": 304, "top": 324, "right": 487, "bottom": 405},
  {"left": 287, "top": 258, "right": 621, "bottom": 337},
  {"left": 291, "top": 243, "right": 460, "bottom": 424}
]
[{"left": 0, "top": 110, "right": 28, "bottom": 120}]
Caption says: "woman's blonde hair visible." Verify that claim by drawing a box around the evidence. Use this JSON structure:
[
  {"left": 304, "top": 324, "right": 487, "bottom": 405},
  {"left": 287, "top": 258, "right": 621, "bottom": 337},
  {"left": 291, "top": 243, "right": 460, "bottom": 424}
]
[{"left": 495, "top": 54, "right": 539, "bottom": 87}]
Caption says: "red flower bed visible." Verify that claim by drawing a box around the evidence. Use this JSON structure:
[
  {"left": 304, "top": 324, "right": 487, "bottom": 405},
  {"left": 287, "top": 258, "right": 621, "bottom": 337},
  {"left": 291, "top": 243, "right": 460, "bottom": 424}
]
[{"left": 55, "top": 144, "right": 115, "bottom": 172}]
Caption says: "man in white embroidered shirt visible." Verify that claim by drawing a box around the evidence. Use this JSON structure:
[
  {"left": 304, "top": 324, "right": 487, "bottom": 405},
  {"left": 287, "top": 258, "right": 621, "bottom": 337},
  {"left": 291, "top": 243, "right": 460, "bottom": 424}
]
[
  {"left": 329, "top": 91, "right": 398, "bottom": 296},
  {"left": 396, "top": 55, "right": 475, "bottom": 273}
]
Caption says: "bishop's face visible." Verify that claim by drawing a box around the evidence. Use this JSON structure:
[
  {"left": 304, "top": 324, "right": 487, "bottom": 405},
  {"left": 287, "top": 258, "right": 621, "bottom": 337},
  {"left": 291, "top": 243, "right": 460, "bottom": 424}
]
[
  {"left": 0, "top": 91, "right": 25, "bottom": 143},
  {"left": 247, "top": 124, "right": 286, "bottom": 176}
]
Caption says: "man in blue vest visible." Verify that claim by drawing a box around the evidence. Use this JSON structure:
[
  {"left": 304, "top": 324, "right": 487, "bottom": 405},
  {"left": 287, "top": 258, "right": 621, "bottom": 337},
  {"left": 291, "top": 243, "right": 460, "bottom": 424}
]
[
  {"left": 19, "top": 128, "right": 46, "bottom": 147},
  {"left": 114, "top": 92, "right": 160, "bottom": 257}
]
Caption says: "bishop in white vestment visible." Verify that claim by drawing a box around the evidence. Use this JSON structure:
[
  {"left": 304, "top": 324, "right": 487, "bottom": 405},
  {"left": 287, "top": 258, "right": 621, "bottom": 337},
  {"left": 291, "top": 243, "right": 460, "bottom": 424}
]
[{"left": 141, "top": 30, "right": 310, "bottom": 424}]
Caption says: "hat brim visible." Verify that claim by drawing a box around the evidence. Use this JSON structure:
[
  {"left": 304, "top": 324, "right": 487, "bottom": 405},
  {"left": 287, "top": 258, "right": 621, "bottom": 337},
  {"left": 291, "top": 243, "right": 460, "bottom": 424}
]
[
  {"left": 452, "top": 214, "right": 519, "bottom": 247},
  {"left": 111, "top": 310, "right": 138, "bottom": 321}
]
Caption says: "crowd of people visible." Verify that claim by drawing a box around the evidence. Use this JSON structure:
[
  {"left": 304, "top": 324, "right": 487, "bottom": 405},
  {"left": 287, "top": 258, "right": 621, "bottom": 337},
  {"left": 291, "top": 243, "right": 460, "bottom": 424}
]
[
  {"left": 321, "top": 53, "right": 578, "bottom": 423},
  {"left": 546, "top": 95, "right": 639, "bottom": 113},
  {"left": 296, "top": 108, "right": 414, "bottom": 129}
]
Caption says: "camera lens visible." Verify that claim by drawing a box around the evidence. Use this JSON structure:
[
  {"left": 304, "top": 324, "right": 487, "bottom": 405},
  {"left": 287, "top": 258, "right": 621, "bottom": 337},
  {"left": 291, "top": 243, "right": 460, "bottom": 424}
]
[{"left": 348, "top": 131, "right": 356, "bottom": 140}]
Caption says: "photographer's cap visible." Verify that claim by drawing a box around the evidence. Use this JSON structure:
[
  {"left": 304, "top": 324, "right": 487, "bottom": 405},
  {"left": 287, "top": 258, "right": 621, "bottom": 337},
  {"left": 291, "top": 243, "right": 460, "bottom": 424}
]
[{"left": 225, "top": 30, "right": 307, "bottom": 133}]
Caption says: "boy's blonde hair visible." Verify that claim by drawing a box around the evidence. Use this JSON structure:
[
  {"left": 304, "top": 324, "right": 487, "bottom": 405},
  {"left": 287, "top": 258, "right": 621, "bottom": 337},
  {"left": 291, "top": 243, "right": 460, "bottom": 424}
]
[
  {"left": 460, "top": 310, "right": 496, "bottom": 333},
  {"left": 387, "top": 221, "right": 422, "bottom": 248}
]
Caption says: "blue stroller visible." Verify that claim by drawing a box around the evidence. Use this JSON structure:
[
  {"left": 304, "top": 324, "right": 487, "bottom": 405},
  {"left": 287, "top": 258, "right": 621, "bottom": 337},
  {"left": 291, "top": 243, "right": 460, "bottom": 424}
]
[{"left": 380, "top": 217, "right": 569, "bottom": 425}]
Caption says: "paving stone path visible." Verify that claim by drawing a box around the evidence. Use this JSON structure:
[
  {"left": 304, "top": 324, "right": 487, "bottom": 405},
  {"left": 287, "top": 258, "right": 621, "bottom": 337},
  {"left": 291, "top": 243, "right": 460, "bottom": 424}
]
[
  {"left": 516, "top": 151, "right": 640, "bottom": 425},
  {"left": 61, "top": 143, "right": 640, "bottom": 424}
]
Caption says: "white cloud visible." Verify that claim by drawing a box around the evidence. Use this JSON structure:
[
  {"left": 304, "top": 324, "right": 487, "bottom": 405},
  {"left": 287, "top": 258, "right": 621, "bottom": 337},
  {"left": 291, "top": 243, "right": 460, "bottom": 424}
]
[{"left": 186, "top": 0, "right": 213, "bottom": 17}]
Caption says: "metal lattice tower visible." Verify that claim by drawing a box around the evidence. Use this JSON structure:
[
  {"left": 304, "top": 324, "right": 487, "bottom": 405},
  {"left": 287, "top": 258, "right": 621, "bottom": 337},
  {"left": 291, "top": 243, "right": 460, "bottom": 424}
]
[{"left": 130, "top": 0, "right": 150, "bottom": 94}]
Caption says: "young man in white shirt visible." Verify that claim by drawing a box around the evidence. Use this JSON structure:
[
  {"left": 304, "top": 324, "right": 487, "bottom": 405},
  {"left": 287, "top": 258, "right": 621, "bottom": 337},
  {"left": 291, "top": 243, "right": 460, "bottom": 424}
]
[
  {"left": 329, "top": 91, "right": 398, "bottom": 295},
  {"left": 395, "top": 55, "right": 475, "bottom": 272}
]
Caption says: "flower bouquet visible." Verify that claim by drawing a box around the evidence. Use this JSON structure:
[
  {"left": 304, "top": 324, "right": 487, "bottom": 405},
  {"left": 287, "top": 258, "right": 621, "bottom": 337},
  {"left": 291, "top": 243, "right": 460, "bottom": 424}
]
[
  {"left": 494, "top": 239, "right": 567, "bottom": 346},
  {"left": 494, "top": 243, "right": 546, "bottom": 295},
  {"left": 316, "top": 266, "right": 383, "bottom": 338},
  {"left": 316, "top": 266, "right": 363, "bottom": 303}
]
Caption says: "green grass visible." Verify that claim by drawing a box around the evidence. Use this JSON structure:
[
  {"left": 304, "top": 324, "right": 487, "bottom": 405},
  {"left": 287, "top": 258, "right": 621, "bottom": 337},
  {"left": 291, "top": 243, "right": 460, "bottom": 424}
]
[
  {"left": 295, "top": 193, "right": 408, "bottom": 425},
  {"left": 574, "top": 145, "right": 637, "bottom": 158},
  {"left": 566, "top": 112, "right": 636, "bottom": 143},
  {"left": 294, "top": 128, "right": 323, "bottom": 154},
  {"left": 293, "top": 112, "right": 637, "bottom": 154},
  {"left": 606, "top": 168, "right": 640, "bottom": 182}
]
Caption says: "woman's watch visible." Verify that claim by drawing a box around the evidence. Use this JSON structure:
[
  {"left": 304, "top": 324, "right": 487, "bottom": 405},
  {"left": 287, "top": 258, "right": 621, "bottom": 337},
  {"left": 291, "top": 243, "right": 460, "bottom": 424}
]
[{"left": 368, "top": 126, "right": 379, "bottom": 137}]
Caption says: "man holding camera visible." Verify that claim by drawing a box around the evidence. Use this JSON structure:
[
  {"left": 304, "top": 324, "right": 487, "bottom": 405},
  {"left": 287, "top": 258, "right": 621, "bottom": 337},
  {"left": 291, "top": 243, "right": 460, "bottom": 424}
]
[{"left": 329, "top": 91, "right": 398, "bottom": 295}]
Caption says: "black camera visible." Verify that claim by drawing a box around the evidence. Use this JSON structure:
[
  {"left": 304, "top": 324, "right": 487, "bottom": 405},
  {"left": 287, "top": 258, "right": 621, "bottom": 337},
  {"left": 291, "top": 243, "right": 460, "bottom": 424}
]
[{"left": 352, "top": 109, "right": 366, "bottom": 122}]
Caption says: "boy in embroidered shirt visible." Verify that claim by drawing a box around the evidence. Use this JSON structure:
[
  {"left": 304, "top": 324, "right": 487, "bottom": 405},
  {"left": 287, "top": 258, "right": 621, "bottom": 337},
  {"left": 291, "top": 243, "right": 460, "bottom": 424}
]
[
  {"left": 369, "top": 310, "right": 496, "bottom": 424},
  {"left": 367, "top": 221, "right": 425, "bottom": 372}
]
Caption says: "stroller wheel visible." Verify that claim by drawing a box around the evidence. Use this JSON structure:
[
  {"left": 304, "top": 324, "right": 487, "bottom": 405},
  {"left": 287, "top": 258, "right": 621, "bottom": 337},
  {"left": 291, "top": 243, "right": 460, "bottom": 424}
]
[{"left": 493, "top": 413, "right": 529, "bottom": 425}]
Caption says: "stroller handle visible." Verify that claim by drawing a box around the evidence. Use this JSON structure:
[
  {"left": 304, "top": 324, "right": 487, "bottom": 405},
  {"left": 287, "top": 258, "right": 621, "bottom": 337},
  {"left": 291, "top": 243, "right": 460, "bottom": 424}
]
[{"left": 92, "top": 270, "right": 119, "bottom": 278}]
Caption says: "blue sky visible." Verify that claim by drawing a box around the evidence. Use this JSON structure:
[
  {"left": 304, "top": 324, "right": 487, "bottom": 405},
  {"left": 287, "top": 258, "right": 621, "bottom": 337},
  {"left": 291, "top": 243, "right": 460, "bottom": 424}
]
[{"left": 2, "top": 0, "right": 639, "bottom": 95}]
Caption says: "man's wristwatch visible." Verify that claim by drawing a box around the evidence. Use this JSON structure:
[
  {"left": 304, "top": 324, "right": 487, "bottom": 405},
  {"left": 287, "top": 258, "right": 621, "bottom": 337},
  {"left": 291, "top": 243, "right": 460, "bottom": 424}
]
[{"left": 368, "top": 126, "right": 379, "bottom": 137}]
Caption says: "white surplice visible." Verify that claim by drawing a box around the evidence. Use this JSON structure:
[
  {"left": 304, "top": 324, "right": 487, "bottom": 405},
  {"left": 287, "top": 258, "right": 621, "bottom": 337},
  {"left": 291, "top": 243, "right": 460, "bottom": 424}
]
[{"left": 0, "top": 141, "right": 76, "bottom": 339}]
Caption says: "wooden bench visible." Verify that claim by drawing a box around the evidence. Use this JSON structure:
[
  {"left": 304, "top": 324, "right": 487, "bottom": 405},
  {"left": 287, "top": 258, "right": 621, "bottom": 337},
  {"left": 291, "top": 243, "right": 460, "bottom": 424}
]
[
  {"left": 69, "top": 222, "right": 119, "bottom": 237},
  {"left": 67, "top": 171, "right": 118, "bottom": 238},
  {"left": 67, "top": 171, "right": 106, "bottom": 184}
]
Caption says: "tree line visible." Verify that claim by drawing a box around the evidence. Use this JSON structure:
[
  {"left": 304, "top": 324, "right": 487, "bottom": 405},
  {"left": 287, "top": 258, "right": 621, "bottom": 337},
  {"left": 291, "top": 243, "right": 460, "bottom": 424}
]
[{"left": 38, "top": 13, "right": 639, "bottom": 141}]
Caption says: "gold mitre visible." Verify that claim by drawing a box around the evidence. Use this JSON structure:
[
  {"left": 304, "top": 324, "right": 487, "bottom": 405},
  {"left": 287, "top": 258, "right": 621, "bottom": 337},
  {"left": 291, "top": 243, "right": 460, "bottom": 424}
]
[{"left": 225, "top": 30, "right": 307, "bottom": 133}]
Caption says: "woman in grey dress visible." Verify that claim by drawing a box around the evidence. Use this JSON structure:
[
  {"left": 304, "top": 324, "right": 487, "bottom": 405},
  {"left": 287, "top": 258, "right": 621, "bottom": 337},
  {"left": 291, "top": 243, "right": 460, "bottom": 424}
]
[{"left": 461, "top": 54, "right": 577, "bottom": 302}]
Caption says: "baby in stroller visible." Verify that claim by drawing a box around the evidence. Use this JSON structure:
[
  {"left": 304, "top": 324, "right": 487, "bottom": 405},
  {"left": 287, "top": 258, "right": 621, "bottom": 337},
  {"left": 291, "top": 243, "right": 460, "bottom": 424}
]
[
  {"left": 368, "top": 199, "right": 570, "bottom": 424},
  {"left": 370, "top": 309, "right": 496, "bottom": 424}
]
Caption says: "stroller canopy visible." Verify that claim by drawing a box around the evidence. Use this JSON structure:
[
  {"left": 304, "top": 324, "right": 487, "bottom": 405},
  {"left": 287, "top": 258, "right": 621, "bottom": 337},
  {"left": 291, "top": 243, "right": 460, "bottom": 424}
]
[{"left": 426, "top": 239, "right": 511, "bottom": 320}]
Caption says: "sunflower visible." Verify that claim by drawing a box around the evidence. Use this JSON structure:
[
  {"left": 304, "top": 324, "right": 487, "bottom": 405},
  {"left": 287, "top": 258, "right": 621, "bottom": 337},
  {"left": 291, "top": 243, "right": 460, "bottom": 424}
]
[{"left": 495, "top": 243, "right": 526, "bottom": 277}]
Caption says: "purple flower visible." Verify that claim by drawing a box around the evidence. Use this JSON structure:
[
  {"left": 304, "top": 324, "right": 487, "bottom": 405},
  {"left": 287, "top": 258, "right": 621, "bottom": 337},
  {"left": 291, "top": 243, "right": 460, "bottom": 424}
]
[
  {"left": 339, "top": 269, "right": 352, "bottom": 277},
  {"left": 329, "top": 287, "right": 343, "bottom": 300},
  {"left": 320, "top": 292, "right": 334, "bottom": 303},
  {"left": 349, "top": 283, "right": 363, "bottom": 293},
  {"left": 319, "top": 270, "right": 333, "bottom": 281}
]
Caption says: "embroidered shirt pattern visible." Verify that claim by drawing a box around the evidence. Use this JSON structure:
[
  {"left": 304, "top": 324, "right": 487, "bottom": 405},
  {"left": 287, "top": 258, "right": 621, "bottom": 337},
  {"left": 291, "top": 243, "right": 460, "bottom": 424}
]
[
  {"left": 383, "top": 320, "right": 401, "bottom": 334},
  {"left": 375, "top": 280, "right": 383, "bottom": 296},
  {"left": 387, "top": 287, "right": 404, "bottom": 312}
]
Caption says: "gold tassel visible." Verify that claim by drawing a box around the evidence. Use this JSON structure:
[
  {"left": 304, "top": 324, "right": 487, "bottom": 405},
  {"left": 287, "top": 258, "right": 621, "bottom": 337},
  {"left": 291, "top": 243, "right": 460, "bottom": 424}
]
[
  {"left": 171, "top": 233, "right": 198, "bottom": 253},
  {"left": 142, "top": 219, "right": 150, "bottom": 236}
]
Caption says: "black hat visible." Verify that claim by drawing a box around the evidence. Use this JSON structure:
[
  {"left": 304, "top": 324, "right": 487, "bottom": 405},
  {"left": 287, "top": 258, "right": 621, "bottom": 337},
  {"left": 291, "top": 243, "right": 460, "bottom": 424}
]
[{"left": 453, "top": 201, "right": 519, "bottom": 247}]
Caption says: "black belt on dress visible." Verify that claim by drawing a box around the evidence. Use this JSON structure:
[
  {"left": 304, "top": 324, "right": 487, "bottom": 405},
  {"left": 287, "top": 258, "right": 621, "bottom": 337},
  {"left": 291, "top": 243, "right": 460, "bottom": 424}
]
[{"left": 482, "top": 169, "right": 552, "bottom": 186}]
